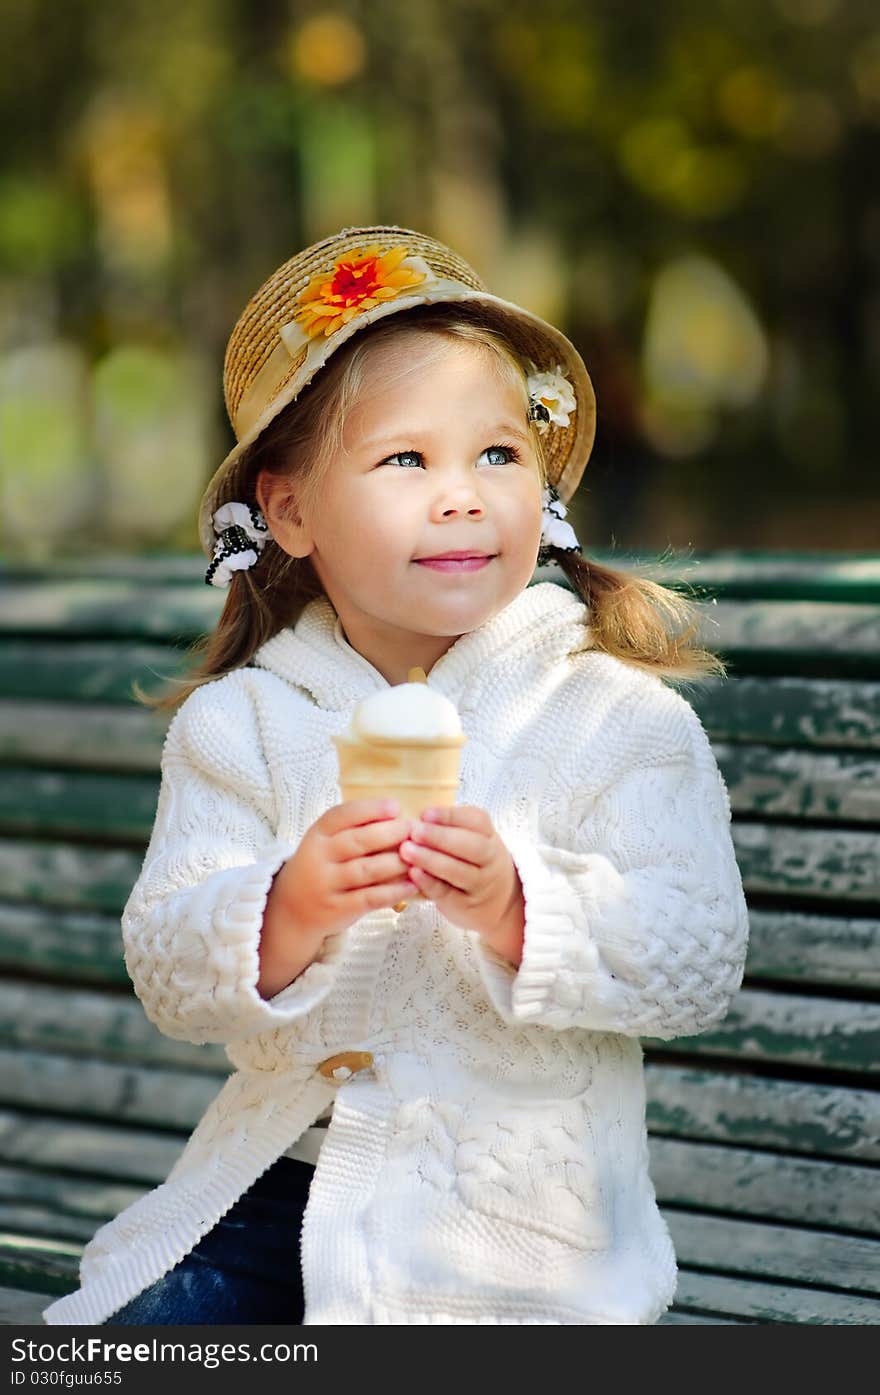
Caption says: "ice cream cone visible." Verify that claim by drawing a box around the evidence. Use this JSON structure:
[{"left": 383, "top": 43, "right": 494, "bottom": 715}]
[
  {"left": 333, "top": 731, "right": 465, "bottom": 910},
  {"left": 332, "top": 731, "right": 465, "bottom": 821},
  {"left": 334, "top": 671, "right": 465, "bottom": 910}
]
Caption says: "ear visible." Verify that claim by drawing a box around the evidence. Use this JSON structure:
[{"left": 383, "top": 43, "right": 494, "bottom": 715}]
[{"left": 256, "top": 469, "right": 314, "bottom": 559}]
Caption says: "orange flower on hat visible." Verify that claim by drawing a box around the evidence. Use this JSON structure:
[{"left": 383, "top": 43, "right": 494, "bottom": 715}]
[{"left": 292, "top": 244, "right": 430, "bottom": 339}]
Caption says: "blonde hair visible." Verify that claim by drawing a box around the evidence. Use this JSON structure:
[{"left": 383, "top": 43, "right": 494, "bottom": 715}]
[{"left": 141, "top": 304, "right": 724, "bottom": 711}]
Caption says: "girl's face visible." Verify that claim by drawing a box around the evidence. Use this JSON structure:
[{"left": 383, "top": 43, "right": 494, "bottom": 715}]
[{"left": 262, "top": 334, "right": 545, "bottom": 682}]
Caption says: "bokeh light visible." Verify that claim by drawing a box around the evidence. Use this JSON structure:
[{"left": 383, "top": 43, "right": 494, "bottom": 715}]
[
  {"left": 288, "top": 14, "right": 367, "bottom": 87},
  {"left": 641, "top": 256, "right": 769, "bottom": 456},
  {"left": 0, "top": 0, "right": 876, "bottom": 554}
]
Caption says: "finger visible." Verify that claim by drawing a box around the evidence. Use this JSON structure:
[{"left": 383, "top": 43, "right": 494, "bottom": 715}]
[
  {"left": 399, "top": 841, "right": 479, "bottom": 894},
  {"left": 321, "top": 798, "right": 402, "bottom": 835},
  {"left": 406, "top": 865, "right": 449, "bottom": 899},
  {"left": 407, "top": 818, "right": 487, "bottom": 867},
  {"left": 419, "top": 804, "right": 493, "bottom": 835},
  {"left": 356, "top": 876, "right": 420, "bottom": 914},
  {"left": 335, "top": 848, "right": 411, "bottom": 893},
  {"left": 334, "top": 815, "right": 413, "bottom": 862}
]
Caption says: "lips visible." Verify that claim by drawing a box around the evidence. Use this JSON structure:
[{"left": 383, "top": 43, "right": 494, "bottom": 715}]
[
  {"left": 415, "top": 551, "right": 493, "bottom": 561},
  {"left": 414, "top": 554, "right": 495, "bottom": 572}
]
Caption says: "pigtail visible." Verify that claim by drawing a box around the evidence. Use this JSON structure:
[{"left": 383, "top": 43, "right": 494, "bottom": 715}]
[{"left": 551, "top": 547, "right": 727, "bottom": 685}]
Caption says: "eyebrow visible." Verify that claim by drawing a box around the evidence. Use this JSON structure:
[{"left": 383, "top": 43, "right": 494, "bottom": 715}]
[{"left": 358, "top": 421, "right": 532, "bottom": 451}]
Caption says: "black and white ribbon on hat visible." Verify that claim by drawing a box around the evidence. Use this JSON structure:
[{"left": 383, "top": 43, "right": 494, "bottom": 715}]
[
  {"left": 537, "top": 483, "right": 581, "bottom": 567},
  {"left": 205, "top": 502, "right": 270, "bottom": 588}
]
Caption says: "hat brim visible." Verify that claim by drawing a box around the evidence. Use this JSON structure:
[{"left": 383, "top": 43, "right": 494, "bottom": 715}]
[{"left": 198, "top": 285, "right": 596, "bottom": 556}]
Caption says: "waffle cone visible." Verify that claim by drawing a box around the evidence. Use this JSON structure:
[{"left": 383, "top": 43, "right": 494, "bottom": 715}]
[{"left": 333, "top": 732, "right": 465, "bottom": 820}]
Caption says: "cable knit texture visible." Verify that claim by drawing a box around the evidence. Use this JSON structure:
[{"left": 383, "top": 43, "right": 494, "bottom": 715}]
[{"left": 42, "top": 581, "right": 749, "bottom": 1326}]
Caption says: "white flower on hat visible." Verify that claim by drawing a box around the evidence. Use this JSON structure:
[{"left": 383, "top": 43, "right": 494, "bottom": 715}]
[{"left": 526, "top": 362, "right": 577, "bottom": 434}]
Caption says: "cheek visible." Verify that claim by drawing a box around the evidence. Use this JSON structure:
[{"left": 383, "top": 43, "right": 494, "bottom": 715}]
[
  {"left": 501, "top": 487, "right": 543, "bottom": 544},
  {"left": 320, "top": 484, "right": 414, "bottom": 560}
]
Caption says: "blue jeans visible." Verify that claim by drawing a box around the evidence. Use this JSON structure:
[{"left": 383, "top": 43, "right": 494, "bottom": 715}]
[{"left": 103, "top": 1155, "right": 314, "bottom": 1325}]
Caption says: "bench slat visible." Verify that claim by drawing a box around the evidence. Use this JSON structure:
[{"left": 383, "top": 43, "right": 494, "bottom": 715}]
[
  {"left": 0, "top": 1238, "right": 79, "bottom": 1297},
  {"left": 0, "top": 1048, "right": 222, "bottom": 1128},
  {"left": 618, "top": 551, "right": 880, "bottom": 602},
  {"left": 0, "top": 1205, "right": 108, "bottom": 1246},
  {"left": 645, "top": 1064, "right": 880, "bottom": 1161},
  {"left": 0, "top": 1112, "right": 182, "bottom": 1185},
  {"left": 671, "top": 1269, "right": 880, "bottom": 1324},
  {"left": 649, "top": 986, "right": 880, "bottom": 1075},
  {"left": 649, "top": 1136, "right": 878, "bottom": 1233},
  {"left": 0, "top": 641, "right": 183, "bottom": 704},
  {"left": 0, "top": 1284, "right": 54, "bottom": 1322},
  {"left": 0, "top": 1164, "right": 142, "bottom": 1229},
  {"left": 0, "top": 703, "right": 167, "bottom": 771},
  {"left": 702, "top": 600, "right": 880, "bottom": 673},
  {"left": 0, "top": 771, "right": 160, "bottom": 842},
  {"left": 0, "top": 983, "right": 228, "bottom": 1074},
  {"left": 732, "top": 824, "right": 880, "bottom": 902},
  {"left": 1, "top": 556, "right": 207, "bottom": 584},
  {"left": 743, "top": 908, "right": 880, "bottom": 990},
  {"left": 666, "top": 1209, "right": 880, "bottom": 1294},
  {"left": 660, "top": 1310, "right": 747, "bottom": 1324},
  {"left": 0, "top": 582, "right": 221, "bottom": 640},
  {"left": 689, "top": 677, "right": 880, "bottom": 751},
  {"left": 0, "top": 842, "right": 142, "bottom": 912},
  {"left": 0, "top": 904, "right": 130, "bottom": 986},
  {"left": 716, "top": 743, "right": 880, "bottom": 823}
]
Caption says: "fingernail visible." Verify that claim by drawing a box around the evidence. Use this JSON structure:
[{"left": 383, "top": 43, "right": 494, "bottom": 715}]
[{"left": 422, "top": 808, "right": 437, "bottom": 821}]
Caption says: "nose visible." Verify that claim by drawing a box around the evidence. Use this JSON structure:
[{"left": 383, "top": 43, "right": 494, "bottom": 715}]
[{"left": 431, "top": 474, "right": 486, "bottom": 519}]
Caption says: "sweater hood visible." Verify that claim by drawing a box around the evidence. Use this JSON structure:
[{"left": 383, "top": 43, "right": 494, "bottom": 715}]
[{"left": 251, "top": 580, "right": 592, "bottom": 714}]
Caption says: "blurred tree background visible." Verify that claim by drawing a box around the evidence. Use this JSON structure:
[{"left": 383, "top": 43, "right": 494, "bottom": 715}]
[{"left": 1, "top": 0, "right": 878, "bottom": 561}]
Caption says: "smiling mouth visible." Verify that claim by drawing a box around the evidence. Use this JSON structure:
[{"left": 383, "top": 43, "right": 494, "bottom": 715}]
[{"left": 413, "top": 555, "right": 496, "bottom": 571}]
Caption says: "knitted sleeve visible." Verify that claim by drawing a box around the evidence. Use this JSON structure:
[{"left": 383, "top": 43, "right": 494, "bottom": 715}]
[
  {"left": 470, "top": 691, "right": 749, "bottom": 1039},
  {"left": 121, "top": 679, "right": 348, "bottom": 1046}
]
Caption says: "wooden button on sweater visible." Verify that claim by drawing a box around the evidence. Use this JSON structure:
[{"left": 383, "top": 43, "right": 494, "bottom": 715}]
[{"left": 318, "top": 1051, "right": 374, "bottom": 1081}]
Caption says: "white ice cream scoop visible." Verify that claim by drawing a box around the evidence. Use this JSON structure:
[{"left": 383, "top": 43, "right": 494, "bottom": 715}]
[{"left": 346, "top": 681, "right": 464, "bottom": 745}]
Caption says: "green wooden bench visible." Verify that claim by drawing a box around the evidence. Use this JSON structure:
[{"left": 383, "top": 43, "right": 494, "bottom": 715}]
[{"left": 0, "top": 551, "right": 877, "bottom": 1326}]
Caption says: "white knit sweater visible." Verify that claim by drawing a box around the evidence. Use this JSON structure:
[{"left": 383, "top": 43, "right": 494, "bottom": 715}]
[{"left": 43, "top": 581, "right": 749, "bottom": 1326}]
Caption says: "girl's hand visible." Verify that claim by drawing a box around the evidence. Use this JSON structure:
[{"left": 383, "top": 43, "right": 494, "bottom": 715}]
[
  {"left": 275, "top": 798, "right": 418, "bottom": 941},
  {"left": 398, "top": 805, "right": 526, "bottom": 963}
]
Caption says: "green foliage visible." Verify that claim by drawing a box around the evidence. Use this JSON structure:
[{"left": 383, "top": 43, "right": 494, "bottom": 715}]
[{"left": 1, "top": 0, "right": 877, "bottom": 549}]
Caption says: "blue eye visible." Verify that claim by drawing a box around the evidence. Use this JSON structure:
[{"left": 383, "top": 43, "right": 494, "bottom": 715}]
[
  {"left": 380, "top": 444, "right": 521, "bottom": 469},
  {"left": 483, "top": 445, "right": 519, "bottom": 466}
]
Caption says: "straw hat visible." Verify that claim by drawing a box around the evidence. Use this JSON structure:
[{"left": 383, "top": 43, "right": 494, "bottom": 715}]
[{"left": 198, "top": 224, "right": 597, "bottom": 557}]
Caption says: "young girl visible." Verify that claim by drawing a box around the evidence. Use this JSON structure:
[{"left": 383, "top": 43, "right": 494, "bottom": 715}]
[{"left": 43, "top": 225, "right": 749, "bottom": 1327}]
